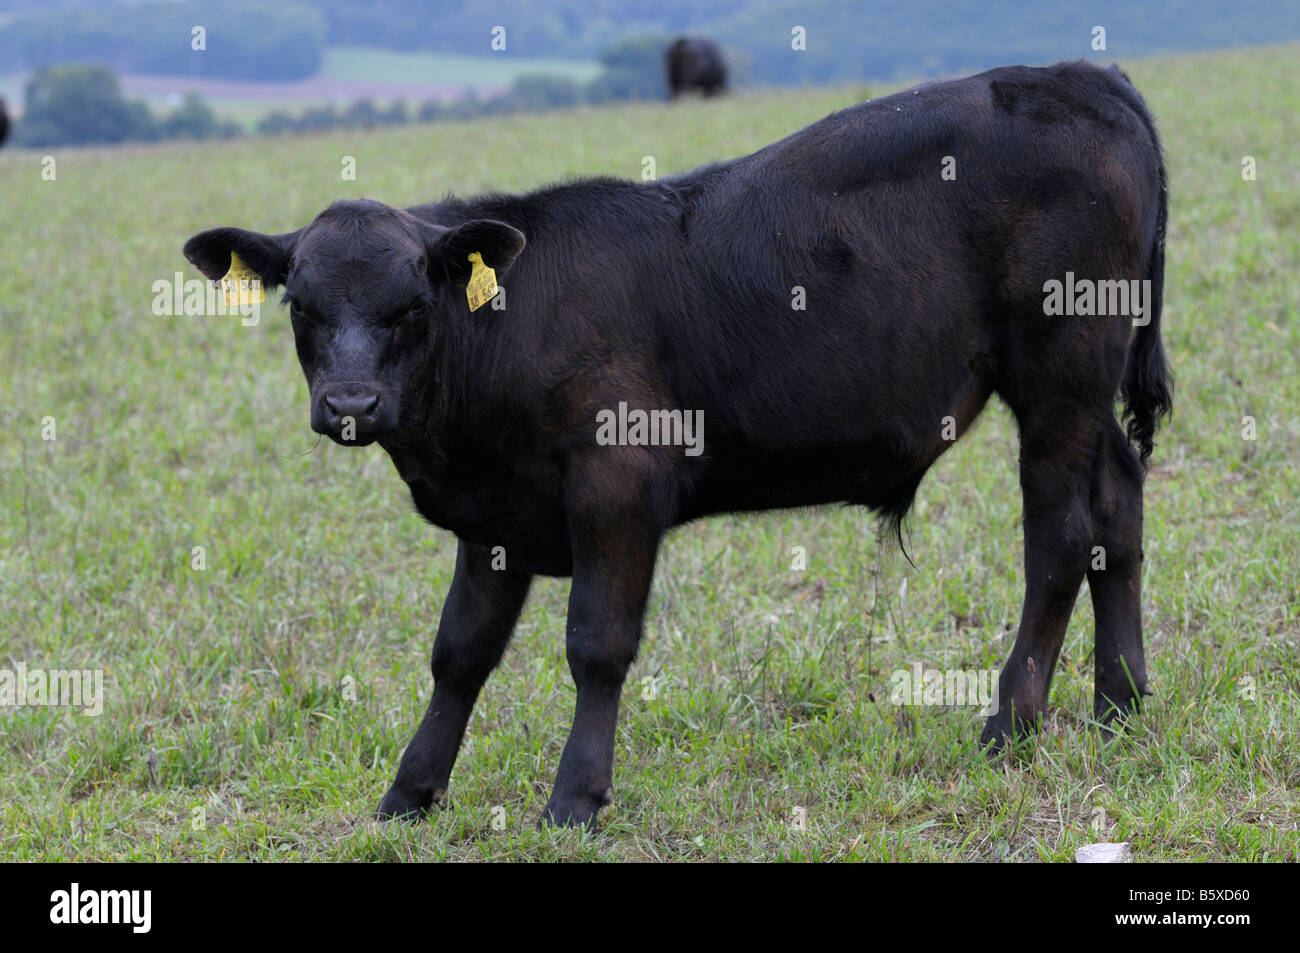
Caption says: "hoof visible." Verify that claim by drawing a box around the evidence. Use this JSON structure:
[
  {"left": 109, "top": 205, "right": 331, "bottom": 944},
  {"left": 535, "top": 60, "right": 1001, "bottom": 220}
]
[
  {"left": 980, "top": 703, "right": 1043, "bottom": 754},
  {"left": 374, "top": 786, "right": 436, "bottom": 823},
  {"left": 537, "top": 788, "right": 611, "bottom": 830}
]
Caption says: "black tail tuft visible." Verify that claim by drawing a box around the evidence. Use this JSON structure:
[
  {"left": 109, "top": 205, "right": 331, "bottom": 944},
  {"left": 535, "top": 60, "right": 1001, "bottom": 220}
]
[{"left": 1117, "top": 74, "right": 1174, "bottom": 463}]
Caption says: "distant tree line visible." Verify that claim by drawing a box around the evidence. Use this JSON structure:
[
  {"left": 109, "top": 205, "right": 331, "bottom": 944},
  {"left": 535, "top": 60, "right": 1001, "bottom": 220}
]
[
  {"left": 255, "top": 34, "right": 672, "bottom": 134},
  {"left": 0, "top": 0, "right": 324, "bottom": 82},
  {"left": 6, "top": 39, "right": 672, "bottom": 148},
  {"left": 12, "top": 66, "right": 242, "bottom": 147}
]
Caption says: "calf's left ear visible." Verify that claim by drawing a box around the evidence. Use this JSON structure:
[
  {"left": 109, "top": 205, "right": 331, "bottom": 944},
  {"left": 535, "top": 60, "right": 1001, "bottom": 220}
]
[
  {"left": 183, "top": 226, "right": 303, "bottom": 287},
  {"left": 429, "top": 219, "right": 526, "bottom": 282}
]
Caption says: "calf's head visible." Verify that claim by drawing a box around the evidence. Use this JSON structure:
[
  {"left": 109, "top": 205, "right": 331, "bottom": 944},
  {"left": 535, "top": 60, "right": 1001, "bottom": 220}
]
[{"left": 183, "top": 199, "right": 524, "bottom": 445}]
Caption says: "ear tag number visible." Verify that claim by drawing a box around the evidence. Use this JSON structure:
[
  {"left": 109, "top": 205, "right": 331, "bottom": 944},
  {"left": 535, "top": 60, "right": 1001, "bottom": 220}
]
[
  {"left": 466, "top": 251, "right": 497, "bottom": 312},
  {"left": 221, "top": 252, "right": 266, "bottom": 307}
]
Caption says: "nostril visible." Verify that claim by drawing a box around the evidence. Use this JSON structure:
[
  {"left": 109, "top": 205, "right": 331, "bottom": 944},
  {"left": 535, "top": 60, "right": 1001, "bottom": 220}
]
[{"left": 322, "top": 392, "right": 380, "bottom": 421}]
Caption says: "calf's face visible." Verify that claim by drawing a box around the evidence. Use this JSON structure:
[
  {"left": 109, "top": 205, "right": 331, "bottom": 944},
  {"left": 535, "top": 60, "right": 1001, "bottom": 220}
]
[{"left": 183, "top": 200, "right": 524, "bottom": 446}]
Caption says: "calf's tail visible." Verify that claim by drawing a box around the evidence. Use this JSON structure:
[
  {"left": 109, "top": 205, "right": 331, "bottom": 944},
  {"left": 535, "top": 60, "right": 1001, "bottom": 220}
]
[{"left": 1117, "top": 74, "right": 1173, "bottom": 463}]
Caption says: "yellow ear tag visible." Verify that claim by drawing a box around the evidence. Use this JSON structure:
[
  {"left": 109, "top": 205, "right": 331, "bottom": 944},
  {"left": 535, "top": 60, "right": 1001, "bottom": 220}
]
[
  {"left": 220, "top": 252, "right": 266, "bottom": 307},
  {"left": 465, "top": 251, "right": 497, "bottom": 312}
]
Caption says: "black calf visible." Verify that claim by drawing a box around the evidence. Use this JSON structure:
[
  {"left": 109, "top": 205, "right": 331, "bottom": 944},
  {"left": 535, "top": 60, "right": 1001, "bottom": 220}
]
[{"left": 184, "top": 60, "right": 1171, "bottom": 827}]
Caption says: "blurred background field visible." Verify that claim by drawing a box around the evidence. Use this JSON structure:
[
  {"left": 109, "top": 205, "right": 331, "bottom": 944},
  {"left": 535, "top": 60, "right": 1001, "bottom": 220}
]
[{"left": 4, "top": 0, "right": 1300, "bottom": 140}]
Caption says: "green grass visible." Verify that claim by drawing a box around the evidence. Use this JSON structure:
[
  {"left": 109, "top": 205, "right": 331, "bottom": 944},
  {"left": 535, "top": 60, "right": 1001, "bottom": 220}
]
[{"left": 0, "top": 44, "right": 1297, "bottom": 862}]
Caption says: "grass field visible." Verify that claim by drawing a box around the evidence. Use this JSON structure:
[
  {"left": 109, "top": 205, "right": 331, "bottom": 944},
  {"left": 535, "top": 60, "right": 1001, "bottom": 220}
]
[{"left": 0, "top": 44, "right": 1297, "bottom": 862}]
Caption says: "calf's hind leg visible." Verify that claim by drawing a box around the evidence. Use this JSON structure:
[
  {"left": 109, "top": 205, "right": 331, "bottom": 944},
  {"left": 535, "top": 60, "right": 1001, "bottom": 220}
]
[
  {"left": 1087, "top": 419, "right": 1153, "bottom": 726},
  {"left": 980, "top": 404, "right": 1098, "bottom": 750}
]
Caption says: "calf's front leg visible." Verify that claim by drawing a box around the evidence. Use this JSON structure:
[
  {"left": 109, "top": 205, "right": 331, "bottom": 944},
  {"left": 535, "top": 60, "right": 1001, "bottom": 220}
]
[{"left": 376, "top": 540, "right": 532, "bottom": 821}]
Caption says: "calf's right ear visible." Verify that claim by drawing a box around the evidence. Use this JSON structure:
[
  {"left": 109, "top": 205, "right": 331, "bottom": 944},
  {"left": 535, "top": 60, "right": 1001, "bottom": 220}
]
[{"left": 182, "top": 226, "right": 302, "bottom": 287}]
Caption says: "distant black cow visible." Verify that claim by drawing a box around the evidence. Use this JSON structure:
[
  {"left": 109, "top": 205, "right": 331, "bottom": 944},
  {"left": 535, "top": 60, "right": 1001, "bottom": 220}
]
[
  {"left": 0, "top": 98, "right": 9, "bottom": 148},
  {"left": 666, "top": 37, "right": 727, "bottom": 98},
  {"left": 184, "top": 61, "right": 1170, "bottom": 829}
]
